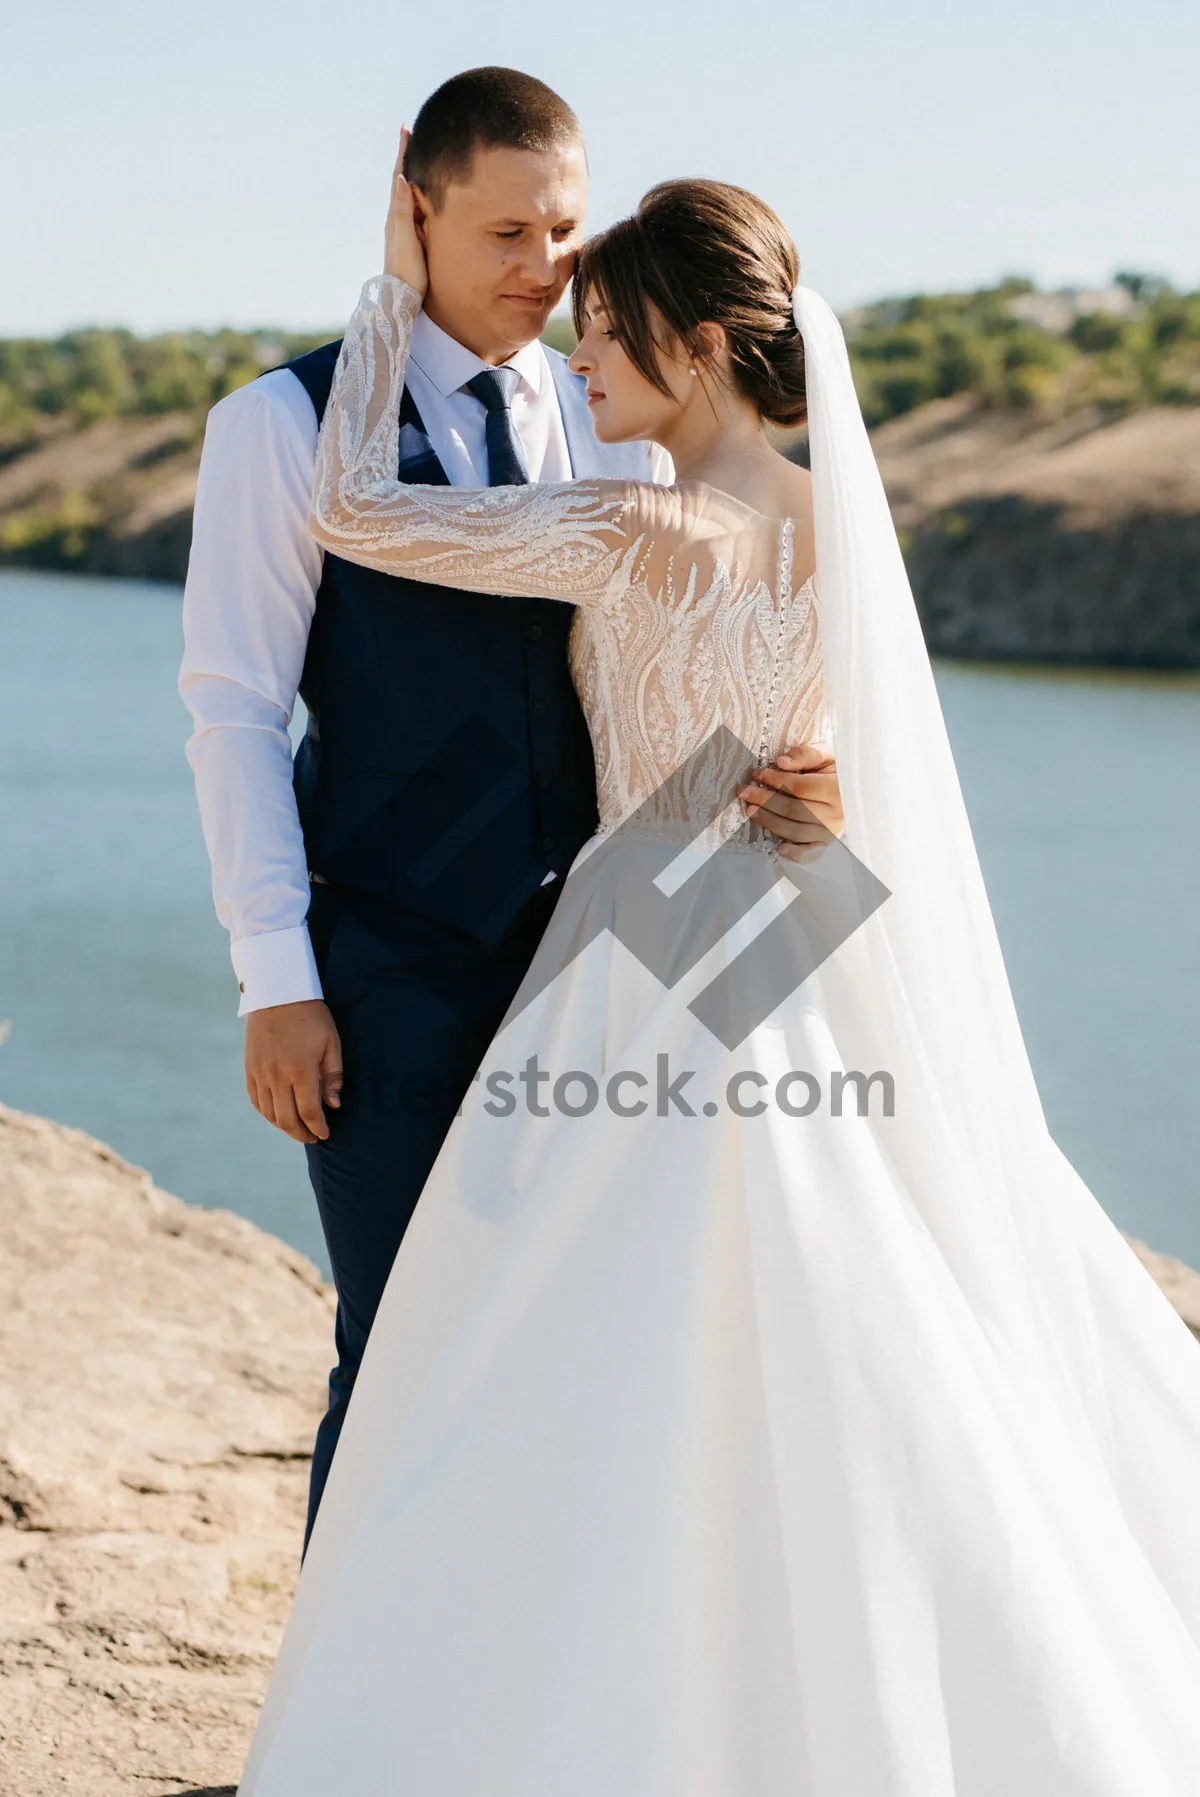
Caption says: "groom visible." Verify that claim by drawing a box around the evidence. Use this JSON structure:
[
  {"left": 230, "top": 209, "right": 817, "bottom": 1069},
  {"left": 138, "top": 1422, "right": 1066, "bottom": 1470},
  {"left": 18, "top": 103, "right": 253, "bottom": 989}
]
[{"left": 181, "top": 66, "right": 841, "bottom": 1543}]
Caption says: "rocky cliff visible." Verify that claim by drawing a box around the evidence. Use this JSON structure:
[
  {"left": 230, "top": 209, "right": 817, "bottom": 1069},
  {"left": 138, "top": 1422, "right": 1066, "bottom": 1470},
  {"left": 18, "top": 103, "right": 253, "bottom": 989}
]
[
  {"left": 0, "top": 411, "right": 201, "bottom": 584},
  {"left": 872, "top": 397, "right": 1200, "bottom": 666},
  {"left": 2, "top": 1101, "right": 1199, "bottom": 1795},
  {"left": 0, "top": 1103, "right": 332, "bottom": 1797}
]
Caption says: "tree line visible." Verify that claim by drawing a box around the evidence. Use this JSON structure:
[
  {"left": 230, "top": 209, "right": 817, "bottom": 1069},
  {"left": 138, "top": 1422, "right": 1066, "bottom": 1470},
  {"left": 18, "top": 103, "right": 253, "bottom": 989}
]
[
  {"left": 843, "top": 274, "right": 1200, "bottom": 426},
  {"left": 2, "top": 274, "right": 1197, "bottom": 455},
  {"left": 0, "top": 327, "right": 329, "bottom": 453}
]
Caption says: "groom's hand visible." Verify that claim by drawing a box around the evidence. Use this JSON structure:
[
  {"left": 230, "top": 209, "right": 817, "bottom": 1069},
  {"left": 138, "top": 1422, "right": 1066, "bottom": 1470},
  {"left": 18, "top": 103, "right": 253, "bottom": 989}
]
[
  {"left": 245, "top": 1000, "right": 344, "bottom": 1145},
  {"left": 738, "top": 743, "right": 844, "bottom": 864}
]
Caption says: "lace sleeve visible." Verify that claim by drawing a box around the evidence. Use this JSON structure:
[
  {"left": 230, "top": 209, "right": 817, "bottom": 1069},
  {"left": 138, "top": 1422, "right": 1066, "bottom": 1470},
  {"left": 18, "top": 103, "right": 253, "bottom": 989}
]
[{"left": 309, "top": 275, "right": 641, "bottom": 604}]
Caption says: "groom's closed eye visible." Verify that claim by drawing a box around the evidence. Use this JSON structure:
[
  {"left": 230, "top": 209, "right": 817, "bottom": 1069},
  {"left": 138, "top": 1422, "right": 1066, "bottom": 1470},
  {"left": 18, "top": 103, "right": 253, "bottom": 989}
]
[{"left": 493, "top": 224, "right": 579, "bottom": 241}]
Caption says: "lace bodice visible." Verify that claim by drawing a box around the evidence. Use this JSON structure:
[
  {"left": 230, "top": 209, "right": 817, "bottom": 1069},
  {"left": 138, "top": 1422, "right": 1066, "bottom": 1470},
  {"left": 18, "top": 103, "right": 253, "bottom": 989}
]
[{"left": 311, "top": 277, "right": 830, "bottom": 846}]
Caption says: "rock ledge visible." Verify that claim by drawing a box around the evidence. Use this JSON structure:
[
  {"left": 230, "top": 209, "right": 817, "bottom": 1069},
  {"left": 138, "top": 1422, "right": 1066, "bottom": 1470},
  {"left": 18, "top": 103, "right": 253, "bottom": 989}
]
[
  {"left": 0, "top": 1103, "right": 333, "bottom": 1796},
  {"left": 2, "top": 1101, "right": 1198, "bottom": 1794}
]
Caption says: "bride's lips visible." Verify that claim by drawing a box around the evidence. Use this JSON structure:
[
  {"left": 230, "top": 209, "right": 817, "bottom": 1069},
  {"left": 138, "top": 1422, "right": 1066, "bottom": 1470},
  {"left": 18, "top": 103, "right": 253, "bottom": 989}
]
[{"left": 586, "top": 389, "right": 605, "bottom": 407}]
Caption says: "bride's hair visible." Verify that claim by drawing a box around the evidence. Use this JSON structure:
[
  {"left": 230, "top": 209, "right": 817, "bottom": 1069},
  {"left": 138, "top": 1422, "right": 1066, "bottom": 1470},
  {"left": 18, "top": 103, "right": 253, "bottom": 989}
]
[{"left": 572, "top": 180, "right": 806, "bottom": 427}]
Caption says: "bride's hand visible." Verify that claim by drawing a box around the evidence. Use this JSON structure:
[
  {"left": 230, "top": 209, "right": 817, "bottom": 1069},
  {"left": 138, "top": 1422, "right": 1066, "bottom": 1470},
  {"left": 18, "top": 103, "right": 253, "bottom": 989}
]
[{"left": 384, "top": 126, "right": 428, "bottom": 297}]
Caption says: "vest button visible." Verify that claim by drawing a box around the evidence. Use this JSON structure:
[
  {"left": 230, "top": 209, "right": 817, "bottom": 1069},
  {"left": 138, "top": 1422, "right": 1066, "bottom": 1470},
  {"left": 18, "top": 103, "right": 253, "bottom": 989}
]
[
  {"left": 530, "top": 699, "right": 546, "bottom": 717},
  {"left": 535, "top": 771, "right": 550, "bottom": 790},
  {"left": 541, "top": 834, "right": 555, "bottom": 852},
  {"left": 527, "top": 623, "right": 544, "bottom": 642}
]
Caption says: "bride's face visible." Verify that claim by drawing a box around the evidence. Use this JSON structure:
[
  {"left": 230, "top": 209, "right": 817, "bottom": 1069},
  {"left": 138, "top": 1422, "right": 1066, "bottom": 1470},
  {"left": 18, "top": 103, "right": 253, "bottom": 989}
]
[{"left": 569, "top": 303, "right": 693, "bottom": 444}]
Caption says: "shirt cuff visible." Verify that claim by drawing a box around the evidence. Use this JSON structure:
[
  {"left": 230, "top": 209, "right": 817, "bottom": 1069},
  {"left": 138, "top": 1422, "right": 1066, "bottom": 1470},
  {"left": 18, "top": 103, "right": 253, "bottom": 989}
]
[{"left": 231, "top": 926, "right": 324, "bottom": 1016}]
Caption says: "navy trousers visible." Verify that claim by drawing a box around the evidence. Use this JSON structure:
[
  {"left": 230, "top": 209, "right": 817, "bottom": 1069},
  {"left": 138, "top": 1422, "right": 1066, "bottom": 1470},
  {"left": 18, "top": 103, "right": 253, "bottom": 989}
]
[{"left": 302, "top": 877, "right": 559, "bottom": 1547}]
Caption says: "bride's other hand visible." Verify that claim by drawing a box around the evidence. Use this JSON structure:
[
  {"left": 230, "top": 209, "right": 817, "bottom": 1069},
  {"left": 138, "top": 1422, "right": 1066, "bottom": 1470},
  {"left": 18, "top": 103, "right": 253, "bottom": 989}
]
[
  {"left": 738, "top": 743, "right": 844, "bottom": 863},
  {"left": 384, "top": 126, "right": 429, "bottom": 297}
]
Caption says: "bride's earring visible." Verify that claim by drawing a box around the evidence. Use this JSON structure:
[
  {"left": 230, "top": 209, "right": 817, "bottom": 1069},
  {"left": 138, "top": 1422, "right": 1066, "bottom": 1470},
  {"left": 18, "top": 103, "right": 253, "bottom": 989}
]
[{"left": 689, "top": 366, "right": 698, "bottom": 378}]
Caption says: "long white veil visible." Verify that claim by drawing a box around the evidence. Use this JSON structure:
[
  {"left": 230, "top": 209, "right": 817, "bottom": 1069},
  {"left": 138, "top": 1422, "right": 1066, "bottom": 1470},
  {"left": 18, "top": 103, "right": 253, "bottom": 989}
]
[{"left": 794, "top": 285, "right": 1200, "bottom": 1625}]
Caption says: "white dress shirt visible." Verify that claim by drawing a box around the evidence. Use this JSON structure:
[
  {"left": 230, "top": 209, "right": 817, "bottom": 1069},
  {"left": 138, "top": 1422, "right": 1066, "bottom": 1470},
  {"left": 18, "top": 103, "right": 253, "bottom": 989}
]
[{"left": 180, "top": 309, "right": 673, "bottom": 1014}]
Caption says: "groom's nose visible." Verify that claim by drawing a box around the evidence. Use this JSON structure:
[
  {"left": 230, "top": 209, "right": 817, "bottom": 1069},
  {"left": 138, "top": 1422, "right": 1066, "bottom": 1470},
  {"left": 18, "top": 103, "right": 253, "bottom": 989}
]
[{"left": 520, "top": 233, "right": 565, "bottom": 291}]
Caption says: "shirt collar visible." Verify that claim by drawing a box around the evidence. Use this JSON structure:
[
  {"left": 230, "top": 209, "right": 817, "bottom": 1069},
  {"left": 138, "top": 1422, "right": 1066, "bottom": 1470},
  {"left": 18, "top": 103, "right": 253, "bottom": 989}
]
[{"left": 409, "top": 308, "right": 547, "bottom": 400}]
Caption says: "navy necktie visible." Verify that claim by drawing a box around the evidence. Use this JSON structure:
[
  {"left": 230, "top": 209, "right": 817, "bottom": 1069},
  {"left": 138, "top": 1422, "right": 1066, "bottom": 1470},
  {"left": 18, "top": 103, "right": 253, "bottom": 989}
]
[{"left": 465, "top": 366, "right": 530, "bottom": 487}]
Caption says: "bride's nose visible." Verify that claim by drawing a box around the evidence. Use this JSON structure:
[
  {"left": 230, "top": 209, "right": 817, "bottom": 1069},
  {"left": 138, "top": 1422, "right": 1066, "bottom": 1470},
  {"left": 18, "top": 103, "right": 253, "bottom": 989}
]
[{"left": 568, "top": 333, "right": 595, "bottom": 377}]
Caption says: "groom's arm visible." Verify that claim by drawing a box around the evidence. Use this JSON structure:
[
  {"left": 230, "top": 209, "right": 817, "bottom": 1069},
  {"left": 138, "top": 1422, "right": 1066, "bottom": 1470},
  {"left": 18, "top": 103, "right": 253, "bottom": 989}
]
[{"left": 180, "top": 371, "right": 342, "bottom": 1143}]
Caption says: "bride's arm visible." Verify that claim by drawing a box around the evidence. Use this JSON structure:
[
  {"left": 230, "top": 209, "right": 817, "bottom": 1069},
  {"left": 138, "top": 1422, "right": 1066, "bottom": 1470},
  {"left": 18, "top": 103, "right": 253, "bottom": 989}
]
[{"left": 309, "top": 273, "right": 642, "bottom": 604}]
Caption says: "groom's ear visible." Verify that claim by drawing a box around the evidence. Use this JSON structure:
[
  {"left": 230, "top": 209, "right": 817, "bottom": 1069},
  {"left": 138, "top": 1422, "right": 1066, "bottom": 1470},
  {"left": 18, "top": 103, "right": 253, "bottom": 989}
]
[{"left": 409, "top": 182, "right": 431, "bottom": 243}]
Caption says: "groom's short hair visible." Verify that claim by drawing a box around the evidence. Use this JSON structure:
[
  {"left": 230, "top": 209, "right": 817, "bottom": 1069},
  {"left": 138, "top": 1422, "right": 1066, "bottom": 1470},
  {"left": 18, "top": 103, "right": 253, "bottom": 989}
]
[{"left": 405, "top": 68, "right": 583, "bottom": 208}]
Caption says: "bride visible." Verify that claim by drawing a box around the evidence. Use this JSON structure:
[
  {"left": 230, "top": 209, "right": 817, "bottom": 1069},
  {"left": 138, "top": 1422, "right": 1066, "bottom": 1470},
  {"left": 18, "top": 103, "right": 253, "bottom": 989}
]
[{"left": 238, "top": 138, "right": 1200, "bottom": 1794}]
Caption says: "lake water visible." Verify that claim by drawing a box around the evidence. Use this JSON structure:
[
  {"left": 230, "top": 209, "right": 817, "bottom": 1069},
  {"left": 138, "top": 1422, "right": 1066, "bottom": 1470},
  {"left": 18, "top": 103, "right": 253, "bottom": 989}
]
[{"left": 2, "top": 568, "right": 1198, "bottom": 1275}]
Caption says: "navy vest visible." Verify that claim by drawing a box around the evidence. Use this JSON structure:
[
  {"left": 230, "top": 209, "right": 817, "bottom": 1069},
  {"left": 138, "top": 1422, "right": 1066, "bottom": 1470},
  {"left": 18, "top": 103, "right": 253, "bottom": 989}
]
[{"left": 284, "top": 340, "right": 651, "bottom": 945}]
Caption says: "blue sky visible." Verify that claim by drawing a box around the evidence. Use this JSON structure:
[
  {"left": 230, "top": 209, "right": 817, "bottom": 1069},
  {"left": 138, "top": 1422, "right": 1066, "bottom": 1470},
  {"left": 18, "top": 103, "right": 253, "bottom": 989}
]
[{"left": 3, "top": 0, "right": 1197, "bottom": 335}]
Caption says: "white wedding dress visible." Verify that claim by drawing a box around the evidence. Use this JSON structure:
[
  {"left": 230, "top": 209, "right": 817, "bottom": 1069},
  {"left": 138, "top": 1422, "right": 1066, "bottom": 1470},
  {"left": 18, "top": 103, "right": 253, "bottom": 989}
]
[{"left": 239, "top": 277, "right": 1200, "bottom": 1796}]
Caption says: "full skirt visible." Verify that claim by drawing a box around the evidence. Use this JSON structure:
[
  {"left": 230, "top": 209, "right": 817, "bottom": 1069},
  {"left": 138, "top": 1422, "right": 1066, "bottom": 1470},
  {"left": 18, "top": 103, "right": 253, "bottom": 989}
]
[{"left": 240, "top": 836, "right": 1200, "bottom": 1796}]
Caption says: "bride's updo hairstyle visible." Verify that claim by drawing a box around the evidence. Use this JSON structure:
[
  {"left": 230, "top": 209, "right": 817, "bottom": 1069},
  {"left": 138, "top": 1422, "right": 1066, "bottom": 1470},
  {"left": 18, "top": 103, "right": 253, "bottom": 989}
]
[{"left": 572, "top": 179, "right": 806, "bottom": 427}]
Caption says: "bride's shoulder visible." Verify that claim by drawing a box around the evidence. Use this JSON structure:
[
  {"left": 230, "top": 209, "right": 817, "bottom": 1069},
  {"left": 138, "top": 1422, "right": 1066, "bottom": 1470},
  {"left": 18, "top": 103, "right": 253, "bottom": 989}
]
[
  {"left": 601, "top": 464, "right": 812, "bottom": 555},
  {"left": 649, "top": 465, "right": 811, "bottom": 533},
  {"left": 779, "top": 458, "right": 813, "bottom": 510},
  {"left": 638, "top": 467, "right": 817, "bottom": 587},
  {"left": 752, "top": 454, "right": 812, "bottom": 525}
]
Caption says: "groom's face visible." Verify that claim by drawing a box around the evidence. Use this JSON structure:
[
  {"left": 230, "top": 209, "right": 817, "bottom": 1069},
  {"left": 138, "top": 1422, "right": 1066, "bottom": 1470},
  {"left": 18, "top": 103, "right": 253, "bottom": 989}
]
[{"left": 413, "top": 142, "right": 588, "bottom": 365}]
